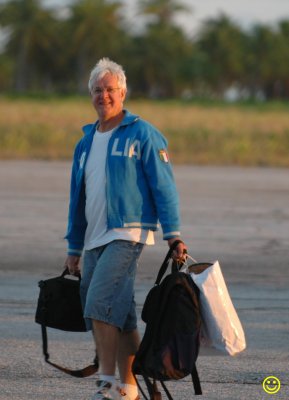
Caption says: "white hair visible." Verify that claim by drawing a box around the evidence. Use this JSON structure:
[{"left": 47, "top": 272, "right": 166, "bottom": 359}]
[{"left": 88, "top": 57, "right": 127, "bottom": 93}]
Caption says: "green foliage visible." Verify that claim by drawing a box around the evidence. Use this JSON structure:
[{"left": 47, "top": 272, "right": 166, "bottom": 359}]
[
  {"left": 67, "top": 0, "right": 127, "bottom": 92},
  {"left": 196, "top": 14, "right": 246, "bottom": 89},
  {"left": 138, "top": 0, "right": 190, "bottom": 25},
  {"left": 132, "top": 24, "right": 193, "bottom": 97},
  {"left": 0, "top": 0, "right": 58, "bottom": 91},
  {"left": 0, "top": 0, "right": 289, "bottom": 99}
]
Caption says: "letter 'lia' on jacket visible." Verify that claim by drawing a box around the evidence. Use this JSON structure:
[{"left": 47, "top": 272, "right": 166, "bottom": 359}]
[{"left": 65, "top": 110, "right": 181, "bottom": 256}]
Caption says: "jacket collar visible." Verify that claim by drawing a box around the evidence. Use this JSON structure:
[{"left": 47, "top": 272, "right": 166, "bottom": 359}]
[{"left": 82, "top": 109, "right": 139, "bottom": 136}]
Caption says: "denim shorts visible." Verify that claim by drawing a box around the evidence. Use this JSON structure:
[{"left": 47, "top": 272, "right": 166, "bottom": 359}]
[{"left": 80, "top": 240, "right": 144, "bottom": 332}]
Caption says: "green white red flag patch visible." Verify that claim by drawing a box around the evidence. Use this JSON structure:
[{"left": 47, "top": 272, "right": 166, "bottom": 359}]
[{"left": 159, "top": 149, "right": 169, "bottom": 163}]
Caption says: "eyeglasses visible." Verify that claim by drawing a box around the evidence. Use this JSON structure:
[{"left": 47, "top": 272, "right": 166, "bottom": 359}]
[{"left": 92, "top": 87, "right": 121, "bottom": 95}]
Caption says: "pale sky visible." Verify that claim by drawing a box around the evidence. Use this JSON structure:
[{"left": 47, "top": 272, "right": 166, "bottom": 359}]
[
  {"left": 176, "top": 0, "right": 289, "bottom": 34},
  {"left": 44, "top": 0, "right": 289, "bottom": 35}
]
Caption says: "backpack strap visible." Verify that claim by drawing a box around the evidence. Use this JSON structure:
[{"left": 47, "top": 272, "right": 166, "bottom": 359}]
[
  {"left": 133, "top": 374, "right": 150, "bottom": 400},
  {"left": 155, "top": 240, "right": 184, "bottom": 285},
  {"left": 191, "top": 365, "right": 202, "bottom": 395},
  {"left": 151, "top": 379, "right": 163, "bottom": 400},
  {"left": 159, "top": 381, "right": 174, "bottom": 400},
  {"left": 133, "top": 373, "right": 163, "bottom": 400},
  {"left": 41, "top": 323, "right": 98, "bottom": 377}
]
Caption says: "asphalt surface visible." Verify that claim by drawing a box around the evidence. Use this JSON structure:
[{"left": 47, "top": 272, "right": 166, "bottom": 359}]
[{"left": 0, "top": 160, "right": 288, "bottom": 400}]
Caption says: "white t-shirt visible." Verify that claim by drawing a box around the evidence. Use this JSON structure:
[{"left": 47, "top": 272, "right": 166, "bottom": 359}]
[{"left": 84, "top": 127, "right": 154, "bottom": 250}]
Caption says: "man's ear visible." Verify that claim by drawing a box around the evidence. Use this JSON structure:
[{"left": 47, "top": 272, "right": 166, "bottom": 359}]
[{"left": 120, "top": 88, "right": 127, "bottom": 101}]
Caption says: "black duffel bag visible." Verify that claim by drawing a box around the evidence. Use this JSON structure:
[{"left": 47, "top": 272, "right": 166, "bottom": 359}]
[
  {"left": 35, "top": 268, "right": 98, "bottom": 377},
  {"left": 35, "top": 268, "right": 86, "bottom": 332}
]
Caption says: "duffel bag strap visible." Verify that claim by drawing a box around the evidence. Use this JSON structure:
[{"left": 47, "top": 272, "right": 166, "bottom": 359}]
[{"left": 41, "top": 323, "right": 98, "bottom": 378}]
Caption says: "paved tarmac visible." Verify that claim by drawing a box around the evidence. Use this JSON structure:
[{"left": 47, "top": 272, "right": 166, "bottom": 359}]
[{"left": 0, "top": 161, "right": 288, "bottom": 400}]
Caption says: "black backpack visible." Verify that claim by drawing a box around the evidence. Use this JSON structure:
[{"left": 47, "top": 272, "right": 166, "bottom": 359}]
[{"left": 132, "top": 241, "right": 202, "bottom": 399}]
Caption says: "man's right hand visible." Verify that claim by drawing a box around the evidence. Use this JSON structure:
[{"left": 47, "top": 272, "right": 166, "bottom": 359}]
[{"left": 64, "top": 255, "right": 81, "bottom": 275}]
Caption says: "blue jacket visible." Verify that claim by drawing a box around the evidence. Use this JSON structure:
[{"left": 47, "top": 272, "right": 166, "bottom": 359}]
[{"left": 65, "top": 110, "right": 180, "bottom": 256}]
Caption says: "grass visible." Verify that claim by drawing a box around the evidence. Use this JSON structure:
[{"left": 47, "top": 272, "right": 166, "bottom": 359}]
[{"left": 0, "top": 96, "right": 289, "bottom": 166}]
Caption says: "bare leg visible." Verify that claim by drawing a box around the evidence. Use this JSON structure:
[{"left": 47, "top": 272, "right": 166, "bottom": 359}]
[
  {"left": 92, "top": 319, "right": 119, "bottom": 375},
  {"left": 117, "top": 328, "right": 140, "bottom": 385}
]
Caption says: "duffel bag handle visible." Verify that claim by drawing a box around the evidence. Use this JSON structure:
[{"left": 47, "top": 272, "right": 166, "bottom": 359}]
[
  {"left": 61, "top": 267, "right": 81, "bottom": 280},
  {"left": 155, "top": 239, "right": 184, "bottom": 285}
]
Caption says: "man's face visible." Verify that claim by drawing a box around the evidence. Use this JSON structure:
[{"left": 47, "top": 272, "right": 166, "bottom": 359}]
[{"left": 91, "top": 73, "right": 126, "bottom": 121}]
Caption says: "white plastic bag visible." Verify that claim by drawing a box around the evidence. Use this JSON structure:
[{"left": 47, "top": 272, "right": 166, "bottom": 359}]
[{"left": 188, "top": 260, "right": 246, "bottom": 356}]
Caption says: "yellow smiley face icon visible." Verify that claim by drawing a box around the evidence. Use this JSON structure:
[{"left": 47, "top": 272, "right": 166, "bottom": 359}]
[{"left": 262, "top": 376, "right": 281, "bottom": 394}]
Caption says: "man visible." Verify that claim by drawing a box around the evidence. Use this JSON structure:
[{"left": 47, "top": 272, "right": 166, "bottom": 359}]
[{"left": 64, "top": 58, "right": 187, "bottom": 400}]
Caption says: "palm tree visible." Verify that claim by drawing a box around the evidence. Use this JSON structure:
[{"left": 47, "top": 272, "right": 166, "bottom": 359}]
[
  {"left": 138, "top": 0, "right": 189, "bottom": 26},
  {"left": 135, "top": 0, "right": 193, "bottom": 97},
  {"left": 246, "top": 23, "right": 289, "bottom": 99},
  {"left": 68, "top": 0, "right": 127, "bottom": 93},
  {"left": 0, "top": 0, "right": 56, "bottom": 92},
  {"left": 197, "top": 13, "right": 246, "bottom": 95}
]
